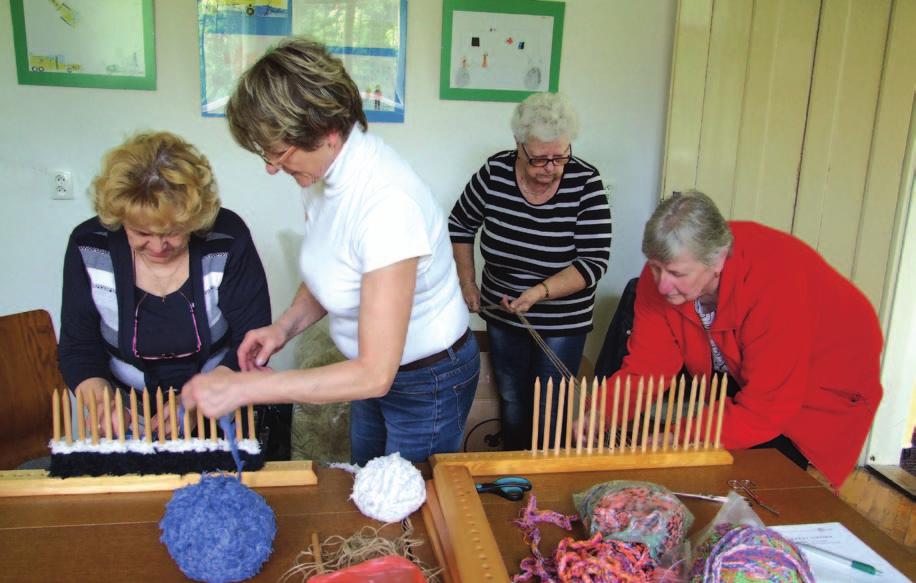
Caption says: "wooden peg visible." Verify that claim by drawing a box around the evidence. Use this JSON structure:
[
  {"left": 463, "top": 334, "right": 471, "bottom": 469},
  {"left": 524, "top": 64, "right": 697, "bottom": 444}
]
[
  {"left": 235, "top": 408, "right": 243, "bottom": 441},
  {"left": 102, "top": 386, "right": 112, "bottom": 441},
  {"left": 630, "top": 377, "right": 644, "bottom": 452},
  {"left": 210, "top": 415, "right": 217, "bottom": 443},
  {"left": 553, "top": 378, "right": 566, "bottom": 455},
  {"left": 586, "top": 378, "right": 598, "bottom": 454},
  {"left": 575, "top": 376, "right": 587, "bottom": 455},
  {"left": 130, "top": 389, "right": 139, "bottom": 440},
  {"left": 598, "top": 378, "right": 608, "bottom": 453},
  {"left": 564, "top": 376, "right": 574, "bottom": 451},
  {"left": 75, "top": 390, "right": 85, "bottom": 441},
  {"left": 247, "top": 405, "right": 256, "bottom": 440},
  {"left": 609, "top": 377, "right": 620, "bottom": 451},
  {"left": 168, "top": 388, "right": 178, "bottom": 440},
  {"left": 52, "top": 389, "right": 61, "bottom": 442},
  {"left": 89, "top": 391, "right": 99, "bottom": 444},
  {"left": 531, "top": 377, "right": 541, "bottom": 452},
  {"left": 683, "top": 376, "right": 698, "bottom": 450},
  {"left": 115, "top": 390, "right": 125, "bottom": 443},
  {"left": 641, "top": 376, "right": 653, "bottom": 453},
  {"left": 662, "top": 375, "right": 676, "bottom": 451},
  {"left": 693, "top": 375, "right": 706, "bottom": 450},
  {"left": 704, "top": 375, "right": 719, "bottom": 449},
  {"left": 311, "top": 532, "right": 324, "bottom": 573},
  {"left": 197, "top": 406, "right": 206, "bottom": 440},
  {"left": 542, "top": 378, "right": 554, "bottom": 453},
  {"left": 620, "top": 376, "right": 631, "bottom": 449},
  {"left": 652, "top": 375, "right": 664, "bottom": 452},
  {"left": 155, "top": 388, "right": 165, "bottom": 444},
  {"left": 62, "top": 390, "right": 72, "bottom": 444},
  {"left": 715, "top": 375, "right": 728, "bottom": 448},
  {"left": 672, "top": 375, "right": 686, "bottom": 450},
  {"left": 142, "top": 388, "right": 152, "bottom": 443}
]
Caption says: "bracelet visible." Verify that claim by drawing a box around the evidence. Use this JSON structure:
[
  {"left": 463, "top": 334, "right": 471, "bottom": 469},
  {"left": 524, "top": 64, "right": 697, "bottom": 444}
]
[{"left": 539, "top": 281, "right": 550, "bottom": 299}]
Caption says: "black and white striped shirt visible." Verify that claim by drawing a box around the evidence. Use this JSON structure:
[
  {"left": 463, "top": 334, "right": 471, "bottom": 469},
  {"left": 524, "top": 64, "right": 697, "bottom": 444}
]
[{"left": 449, "top": 150, "right": 612, "bottom": 335}]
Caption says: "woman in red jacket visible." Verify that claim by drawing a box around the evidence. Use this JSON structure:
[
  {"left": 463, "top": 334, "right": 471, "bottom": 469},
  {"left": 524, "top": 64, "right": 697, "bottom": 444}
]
[{"left": 610, "top": 191, "right": 882, "bottom": 489}]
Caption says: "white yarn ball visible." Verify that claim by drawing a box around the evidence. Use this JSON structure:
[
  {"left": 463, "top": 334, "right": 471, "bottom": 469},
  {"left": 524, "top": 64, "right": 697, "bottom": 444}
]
[{"left": 351, "top": 452, "right": 426, "bottom": 522}]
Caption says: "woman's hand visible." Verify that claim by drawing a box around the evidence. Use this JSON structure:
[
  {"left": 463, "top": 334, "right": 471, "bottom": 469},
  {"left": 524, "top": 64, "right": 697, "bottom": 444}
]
[
  {"left": 75, "top": 379, "right": 129, "bottom": 439},
  {"left": 237, "top": 323, "right": 289, "bottom": 371},
  {"left": 182, "top": 367, "right": 267, "bottom": 418},
  {"left": 500, "top": 284, "right": 548, "bottom": 314},
  {"left": 460, "top": 280, "right": 481, "bottom": 312}
]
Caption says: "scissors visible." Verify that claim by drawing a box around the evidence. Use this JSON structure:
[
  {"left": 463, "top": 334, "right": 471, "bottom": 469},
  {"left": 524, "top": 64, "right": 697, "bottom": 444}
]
[
  {"left": 476, "top": 476, "right": 532, "bottom": 501},
  {"left": 728, "top": 479, "right": 780, "bottom": 516}
]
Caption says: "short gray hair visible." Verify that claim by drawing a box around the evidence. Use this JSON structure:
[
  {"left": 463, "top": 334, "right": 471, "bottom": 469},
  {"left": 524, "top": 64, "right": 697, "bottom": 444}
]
[
  {"left": 510, "top": 92, "right": 579, "bottom": 144},
  {"left": 642, "top": 191, "right": 733, "bottom": 265}
]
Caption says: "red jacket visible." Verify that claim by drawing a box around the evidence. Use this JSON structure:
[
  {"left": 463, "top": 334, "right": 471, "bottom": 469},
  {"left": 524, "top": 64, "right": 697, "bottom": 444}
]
[{"left": 610, "top": 222, "right": 883, "bottom": 488}]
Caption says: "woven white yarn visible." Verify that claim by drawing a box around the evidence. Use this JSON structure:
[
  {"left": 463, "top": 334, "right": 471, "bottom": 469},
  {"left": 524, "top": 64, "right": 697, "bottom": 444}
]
[{"left": 349, "top": 452, "right": 426, "bottom": 522}]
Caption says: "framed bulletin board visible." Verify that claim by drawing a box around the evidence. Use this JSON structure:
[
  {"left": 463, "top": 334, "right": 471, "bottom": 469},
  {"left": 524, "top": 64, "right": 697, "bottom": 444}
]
[
  {"left": 440, "top": 0, "right": 564, "bottom": 102},
  {"left": 9, "top": 0, "right": 157, "bottom": 90}
]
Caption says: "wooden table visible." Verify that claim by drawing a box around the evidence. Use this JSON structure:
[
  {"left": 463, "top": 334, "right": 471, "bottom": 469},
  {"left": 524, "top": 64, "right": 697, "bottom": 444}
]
[
  {"left": 430, "top": 449, "right": 916, "bottom": 580},
  {"left": 0, "top": 466, "right": 439, "bottom": 583}
]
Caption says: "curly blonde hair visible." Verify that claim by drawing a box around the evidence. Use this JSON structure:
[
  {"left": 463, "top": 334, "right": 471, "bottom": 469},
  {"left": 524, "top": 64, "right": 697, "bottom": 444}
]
[
  {"left": 226, "top": 37, "right": 367, "bottom": 156},
  {"left": 92, "top": 131, "right": 221, "bottom": 235}
]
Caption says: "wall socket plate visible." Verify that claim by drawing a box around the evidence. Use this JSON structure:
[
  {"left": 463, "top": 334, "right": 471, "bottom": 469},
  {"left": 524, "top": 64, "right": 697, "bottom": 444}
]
[{"left": 54, "top": 170, "right": 73, "bottom": 200}]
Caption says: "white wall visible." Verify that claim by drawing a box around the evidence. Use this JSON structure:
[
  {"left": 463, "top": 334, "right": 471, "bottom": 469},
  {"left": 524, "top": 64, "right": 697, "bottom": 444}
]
[{"left": 0, "top": 0, "right": 675, "bottom": 372}]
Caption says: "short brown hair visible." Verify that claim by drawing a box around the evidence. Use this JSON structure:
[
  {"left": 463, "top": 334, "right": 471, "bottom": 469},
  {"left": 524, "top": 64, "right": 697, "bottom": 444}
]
[
  {"left": 92, "top": 131, "right": 220, "bottom": 235},
  {"left": 226, "top": 37, "right": 368, "bottom": 156}
]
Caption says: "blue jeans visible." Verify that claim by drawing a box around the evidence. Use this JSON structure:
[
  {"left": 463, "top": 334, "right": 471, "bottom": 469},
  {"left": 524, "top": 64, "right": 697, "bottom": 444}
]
[
  {"left": 487, "top": 321, "right": 586, "bottom": 451},
  {"left": 349, "top": 331, "right": 480, "bottom": 466}
]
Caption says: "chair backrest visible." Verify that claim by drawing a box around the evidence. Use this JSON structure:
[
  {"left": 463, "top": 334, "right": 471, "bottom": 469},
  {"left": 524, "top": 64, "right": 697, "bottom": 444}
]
[{"left": 0, "top": 310, "right": 65, "bottom": 469}]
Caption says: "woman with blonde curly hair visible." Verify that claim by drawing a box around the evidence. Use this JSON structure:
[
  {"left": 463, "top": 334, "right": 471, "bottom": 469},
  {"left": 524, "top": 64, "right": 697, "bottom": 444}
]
[{"left": 59, "top": 131, "right": 271, "bottom": 438}]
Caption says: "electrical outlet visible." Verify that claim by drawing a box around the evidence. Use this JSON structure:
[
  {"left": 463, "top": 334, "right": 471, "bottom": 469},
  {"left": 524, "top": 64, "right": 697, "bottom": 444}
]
[{"left": 53, "top": 170, "right": 73, "bottom": 200}]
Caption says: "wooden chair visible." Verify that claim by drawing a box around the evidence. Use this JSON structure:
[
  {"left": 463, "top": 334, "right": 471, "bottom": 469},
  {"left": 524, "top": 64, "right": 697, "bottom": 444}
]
[{"left": 0, "top": 310, "right": 65, "bottom": 469}]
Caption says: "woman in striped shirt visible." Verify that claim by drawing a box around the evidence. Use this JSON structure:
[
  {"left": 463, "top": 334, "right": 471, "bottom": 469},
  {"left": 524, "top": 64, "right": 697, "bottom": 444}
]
[{"left": 448, "top": 93, "right": 612, "bottom": 451}]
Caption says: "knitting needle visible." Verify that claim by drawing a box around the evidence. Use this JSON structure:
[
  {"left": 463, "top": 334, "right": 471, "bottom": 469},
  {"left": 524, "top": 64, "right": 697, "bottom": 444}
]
[
  {"left": 89, "top": 391, "right": 99, "bottom": 444},
  {"left": 598, "top": 378, "right": 607, "bottom": 453},
  {"left": 102, "top": 386, "right": 112, "bottom": 441},
  {"left": 130, "top": 389, "right": 139, "bottom": 440},
  {"left": 531, "top": 377, "right": 541, "bottom": 452},
  {"left": 553, "top": 378, "right": 566, "bottom": 455},
  {"left": 652, "top": 375, "right": 664, "bottom": 452},
  {"left": 662, "top": 375, "right": 676, "bottom": 451},
  {"left": 142, "top": 388, "right": 152, "bottom": 443},
  {"left": 542, "top": 378, "right": 553, "bottom": 453},
  {"left": 704, "top": 375, "right": 719, "bottom": 449},
  {"left": 75, "top": 389, "right": 85, "bottom": 441},
  {"left": 693, "top": 375, "right": 706, "bottom": 450},
  {"left": 641, "top": 376, "right": 653, "bottom": 452},
  {"left": 52, "top": 389, "right": 61, "bottom": 442},
  {"left": 715, "top": 376, "right": 728, "bottom": 448},
  {"left": 609, "top": 377, "right": 620, "bottom": 451}
]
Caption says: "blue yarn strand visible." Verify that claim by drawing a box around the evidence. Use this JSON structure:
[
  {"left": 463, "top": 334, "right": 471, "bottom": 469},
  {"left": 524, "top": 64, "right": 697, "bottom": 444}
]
[{"left": 218, "top": 415, "right": 244, "bottom": 478}]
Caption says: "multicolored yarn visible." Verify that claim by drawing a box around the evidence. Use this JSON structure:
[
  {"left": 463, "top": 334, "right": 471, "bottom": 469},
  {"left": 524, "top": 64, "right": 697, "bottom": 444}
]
[
  {"left": 512, "top": 494, "right": 579, "bottom": 581},
  {"left": 688, "top": 524, "right": 815, "bottom": 583},
  {"left": 555, "top": 533, "right": 655, "bottom": 582},
  {"left": 574, "top": 481, "right": 693, "bottom": 560}
]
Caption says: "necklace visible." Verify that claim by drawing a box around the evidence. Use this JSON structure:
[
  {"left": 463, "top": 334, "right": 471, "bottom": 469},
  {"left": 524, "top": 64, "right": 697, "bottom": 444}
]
[{"left": 134, "top": 250, "right": 188, "bottom": 301}]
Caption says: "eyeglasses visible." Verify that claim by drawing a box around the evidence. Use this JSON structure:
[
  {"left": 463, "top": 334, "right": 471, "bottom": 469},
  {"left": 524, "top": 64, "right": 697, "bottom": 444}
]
[
  {"left": 132, "top": 291, "right": 202, "bottom": 361},
  {"left": 520, "top": 143, "right": 572, "bottom": 167},
  {"left": 257, "top": 143, "right": 297, "bottom": 168}
]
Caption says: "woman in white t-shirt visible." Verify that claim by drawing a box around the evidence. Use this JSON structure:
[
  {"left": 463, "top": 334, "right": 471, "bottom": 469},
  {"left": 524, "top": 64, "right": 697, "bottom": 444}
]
[{"left": 182, "top": 38, "right": 479, "bottom": 466}]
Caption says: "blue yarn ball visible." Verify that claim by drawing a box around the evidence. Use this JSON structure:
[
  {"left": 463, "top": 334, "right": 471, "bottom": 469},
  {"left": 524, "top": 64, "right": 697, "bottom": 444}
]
[{"left": 160, "top": 475, "right": 276, "bottom": 583}]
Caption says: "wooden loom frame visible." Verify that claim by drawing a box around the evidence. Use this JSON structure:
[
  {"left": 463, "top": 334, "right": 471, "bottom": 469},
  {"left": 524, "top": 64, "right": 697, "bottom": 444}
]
[
  {"left": 0, "top": 387, "right": 317, "bottom": 497},
  {"left": 422, "top": 374, "right": 735, "bottom": 583}
]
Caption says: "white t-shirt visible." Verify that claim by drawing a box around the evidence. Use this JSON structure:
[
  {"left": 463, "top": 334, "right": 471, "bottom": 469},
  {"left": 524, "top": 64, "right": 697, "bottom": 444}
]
[{"left": 299, "top": 127, "right": 469, "bottom": 363}]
